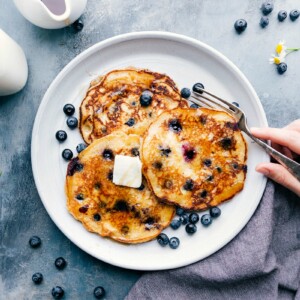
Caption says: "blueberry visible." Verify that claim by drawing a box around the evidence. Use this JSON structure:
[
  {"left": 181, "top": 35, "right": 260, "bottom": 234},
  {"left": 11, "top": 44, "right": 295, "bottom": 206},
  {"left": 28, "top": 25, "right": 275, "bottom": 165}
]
[
  {"left": 66, "top": 116, "right": 78, "bottom": 129},
  {"left": 94, "top": 213, "right": 101, "bottom": 221},
  {"left": 140, "top": 91, "right": 153, "bottom": 107},
  {"left": 183, "top": 179, "right": 194, "bottom": 191},
  {"left": 190, "top": 103, "right": 199, "bottom": 109},
  {"left": 176, "top": 207, "right": 185, "bottom": 216},
  {"left": 220, "top": 137, "right": 233, "bottom": 150},
  {"left": 277, "top": 62, "right": 287, "bottom": 74},
  {"left": 76, "top": 193, "right": 84, "bottom": 200},
  {"left": 203, "top": 158, "right": 212, "bottom": 167},
  {"left": 29, "top": 236, "right": 41, "bottom": 248},
  {"left": 200, "top": 190, "right": 208, "bottom": 198},
  {"left": 185, "top": 223, "right": 197, "bottom": 234},
  {"left": 192, "top": 82, "right": 205, "bottom": 94},
  {"left": 55, "top": 130, "right": 67, "bottom": 142},
  {"left": 32, "top": 272, "right": 43, "bottom": 284},
  {"left": 157, "top": 233, "right": 169, "bottom": 246},
  {"left": 63, "top": 104, "right": 75, "bottom": 116},
  {"left": 260, "top": 16, "right": 269, "bottom": 28},
  {"left": 62, "top": 149, "right": 73, "bottom": 160},
  {"left": 189, "top": 213, "right": 199, "bottom": 224},
  {"left": 278, "top": 10, "right": 287, "bottom": 22},
  {"left": 94, "top": 286, "right": 106, "bottom": 299},
  {"left": 52, "top": 286, "right": 64, "bottom": 299},
  {"left": 201, "top": 214, "right": 212, "bottom": 226},
  {"left": 55, "top": 257, "right": 67, "bottom": 270},
  {"left": 72, "top": 18, "right": 84, "bottom": 32},
  {"left": 232, "top": 101, "right": 240, "bottom": 107},
  {"left": 107, "top": 170, "right": 113, "bottom": 181},
  {"left": 180, "top": 213, "right": 189, "bottom": 225},
  {"left": 168, "top": 119, "right": 182, "bottom": 133},
  {"left": 261, "top": 2, "right": 273, "bottom": 15},
  {"left": 290, "top": 9, "right": 300, "bottom": 21},
  {"left": 210, "top": 206, "right": 221, "bottom": 218},
  {"left": 153, "top": 161, "right": 162, "bottom": 169},
  {"left": 102, "top": 149, "right": 114, "bottom": 160},
  {"left": 180, "top": 88, "right": 191, "bottom": 99},
  {"left": 76, "top": 143, "right": 87, "bottom": 153},
  {"left": 234, "top": 19, "right": 247, "bottom": 33},
  {"left": 125, "top": 118, "right": 135, "bottom": 127},
  {"left": 131, "top": 147, "right": 139, "bottom": 156},
  {"left": 170, "top": 218, "right": 182, "bottom": 230},
  {"left": 169, "top": 237, "right": 180, "bottom": 249}
]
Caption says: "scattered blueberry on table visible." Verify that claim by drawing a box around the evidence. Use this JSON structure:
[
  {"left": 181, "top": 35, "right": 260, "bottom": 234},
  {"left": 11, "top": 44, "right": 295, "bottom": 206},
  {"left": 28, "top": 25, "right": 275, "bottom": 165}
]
[
  {"left": 140, "top": 90, "right": 153, "bottom": 107},
  {"left": 94, "top": 286, "right": 106, "bottom": 299},
  {"left": 169, "top": 237, "right": 180, "bottom": 249},
  {"left": 63, "top": 104, "right": 75, "bottom": 116},
  {"left": 185, "top": 223, "right": 197, "bottom": 234},
  {"left": 55, "top": 130, "right": 67, "bottom": 142},
  {"left": 289, "top": 9, "right": 300, "bottom": 21},
  {"left": 201, "top": 214, "right": 212, "bottom": 226},
  {"left": 76, "top": 143, "right": 87, "bottom": 153},
  {"left": 192, "top": 82, "right": 205, "bottom": 94},
  {"left": 210, "top": 206, "right": 221, "bottom": 218},
  {"left": 55, "top": 257, "right": 67, "bottom": 270},
  {"left": 32, "top": 272, "right": 43, "bottom": 284},
  {"left": 278, "top": 10, "right": 287, "bottom": 22},
  {"left": 261, "top": 2, "right": 273, "bottom": 15},
  {"left": 66, "top": 116, "right": 78, "bottom": 129},
  {"left": 277, "top": 62, "right": 287, "bottom": 74},
  {"left": 260, "top": 16, "right": 269, "bottom": 28},
  {"left": 180, "top": 87, "right": 191, "bottom": 99},
  {"left": 51, "top": 286, "right": 64, "bottom": 299},
  {"left": 170, "top": 218, "right": 182, "bottom": 230},
  {"left": 62, "top": 149, "right": 73, "bottom": 160},
  {"left": 234, "top": 19, "right": 247, "bottom": 33},
  {"left": 72, "top": 18, "right": 84, "bottom": 32},
  {"left": 29, "top": 236, "right": 41, "bottom": 248}
]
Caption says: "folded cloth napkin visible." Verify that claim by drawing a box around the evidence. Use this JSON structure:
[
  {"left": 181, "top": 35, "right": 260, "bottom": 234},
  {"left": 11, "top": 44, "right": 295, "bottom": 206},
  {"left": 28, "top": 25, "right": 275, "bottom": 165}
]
[{"left": 126, "top": 181, "right": 300, "bottom": 300}]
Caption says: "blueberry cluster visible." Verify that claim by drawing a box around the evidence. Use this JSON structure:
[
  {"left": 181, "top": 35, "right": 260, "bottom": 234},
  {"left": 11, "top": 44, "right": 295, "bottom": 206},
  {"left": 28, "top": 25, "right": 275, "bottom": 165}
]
[
  {"left": 55, "top": 104, "right": 87, "bottom": 161},
  {"left": 29, "top": 235, "right": 106, "bottom": 298},
  {"left": 157, "top": 206, "right": 221, "bottom": 249},
  {"left": 234, "top": 2, "right": 299, "bottom": 32}
]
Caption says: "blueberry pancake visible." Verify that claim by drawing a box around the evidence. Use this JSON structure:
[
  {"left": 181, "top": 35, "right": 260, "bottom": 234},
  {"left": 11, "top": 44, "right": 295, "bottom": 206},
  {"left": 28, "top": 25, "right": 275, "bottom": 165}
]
[
  {"left": 80, "top": 68, "right": 188, "bottom": 144},
  {"left": 141, "top": 108, "right": 247, "bottom": 210},
  {"left": 65, "top": 131, "right": 175, "bottom": 244}
]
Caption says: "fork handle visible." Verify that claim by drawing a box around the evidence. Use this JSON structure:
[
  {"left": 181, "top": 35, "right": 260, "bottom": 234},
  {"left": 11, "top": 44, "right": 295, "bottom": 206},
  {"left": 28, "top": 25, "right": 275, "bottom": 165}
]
[{"left": 249, "top": 135, "right": 300, "bottom": 182}]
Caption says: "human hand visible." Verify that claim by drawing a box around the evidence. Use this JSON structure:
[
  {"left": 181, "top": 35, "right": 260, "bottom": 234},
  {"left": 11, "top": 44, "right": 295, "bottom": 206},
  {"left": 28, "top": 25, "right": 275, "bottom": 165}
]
[{"left": 250, "top": 120, "right": 300, "bottom": 197}]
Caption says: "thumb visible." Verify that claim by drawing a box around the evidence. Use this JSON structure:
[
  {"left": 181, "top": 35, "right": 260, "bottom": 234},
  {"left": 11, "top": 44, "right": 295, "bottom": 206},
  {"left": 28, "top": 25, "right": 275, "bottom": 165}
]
[{"left": 256, "top": 163, "right": 300, "bottom": 197}]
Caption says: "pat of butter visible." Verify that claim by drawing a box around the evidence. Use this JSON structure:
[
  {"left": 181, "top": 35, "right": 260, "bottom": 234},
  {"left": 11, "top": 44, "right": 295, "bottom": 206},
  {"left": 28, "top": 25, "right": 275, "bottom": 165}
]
[{"left": 113, "top": 155, "right": 142, "bottom": 188}]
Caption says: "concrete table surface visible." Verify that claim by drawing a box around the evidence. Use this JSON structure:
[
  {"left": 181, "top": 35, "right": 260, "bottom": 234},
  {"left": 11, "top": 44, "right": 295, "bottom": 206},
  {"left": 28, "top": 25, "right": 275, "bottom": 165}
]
[{"left": 1, "top": 0, "right": 300, "bottom": 299}]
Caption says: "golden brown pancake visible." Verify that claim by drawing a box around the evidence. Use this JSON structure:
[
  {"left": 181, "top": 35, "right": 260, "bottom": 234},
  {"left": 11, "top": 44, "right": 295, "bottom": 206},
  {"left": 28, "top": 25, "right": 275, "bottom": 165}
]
[
  {"left": 141, "top": 108, "right": 248, "bottom": 210},
  {"left": 79, "top": 68, "right": 188, "bottom": 144},
  {"left": 65, "top": 132, "right": 175, "bottom": 244}
]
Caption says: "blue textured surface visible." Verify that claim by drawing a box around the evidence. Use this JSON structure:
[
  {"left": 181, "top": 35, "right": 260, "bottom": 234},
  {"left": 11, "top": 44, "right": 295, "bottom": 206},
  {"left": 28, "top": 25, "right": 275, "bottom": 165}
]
[{"left": 1, "top": 0, "right": 300, "bottom": 299}]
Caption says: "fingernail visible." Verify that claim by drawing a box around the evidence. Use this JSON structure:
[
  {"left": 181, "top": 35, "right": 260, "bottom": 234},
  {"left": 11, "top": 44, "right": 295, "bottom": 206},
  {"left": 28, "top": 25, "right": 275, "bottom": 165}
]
[{"left": 256, "top": 167, "right": 269, "bottom": 176}]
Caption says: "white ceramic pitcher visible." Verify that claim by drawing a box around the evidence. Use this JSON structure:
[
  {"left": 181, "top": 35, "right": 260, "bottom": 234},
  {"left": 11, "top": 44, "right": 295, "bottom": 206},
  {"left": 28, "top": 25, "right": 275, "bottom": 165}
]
[
  {"left": 0, "top": 29, "right": 28, "bottom": 96},
  {"left": 13, "top": 0, "right": 87, "bottom": 29}
]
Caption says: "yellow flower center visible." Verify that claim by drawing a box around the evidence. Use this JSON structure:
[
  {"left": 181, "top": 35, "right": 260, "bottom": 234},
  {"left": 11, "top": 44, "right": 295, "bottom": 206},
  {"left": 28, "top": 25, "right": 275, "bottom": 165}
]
[
  {"left": 274, "top": 57, "right": 281, "bottom": 64},
  {"left": 276, "top": 44, "right": 283, "bottom": 54}
]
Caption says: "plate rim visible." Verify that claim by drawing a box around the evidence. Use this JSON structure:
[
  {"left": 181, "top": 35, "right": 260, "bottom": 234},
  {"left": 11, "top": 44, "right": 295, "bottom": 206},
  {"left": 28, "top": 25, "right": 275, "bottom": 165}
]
[{"left": 31, "top": 31, "right": 268, "bottom": 270}]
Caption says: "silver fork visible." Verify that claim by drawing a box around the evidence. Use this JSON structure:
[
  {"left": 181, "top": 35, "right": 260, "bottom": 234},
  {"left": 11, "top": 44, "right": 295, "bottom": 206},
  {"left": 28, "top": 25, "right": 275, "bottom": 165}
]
[{"left": 190, "top": 88, "right": 300, "bottom": 181}]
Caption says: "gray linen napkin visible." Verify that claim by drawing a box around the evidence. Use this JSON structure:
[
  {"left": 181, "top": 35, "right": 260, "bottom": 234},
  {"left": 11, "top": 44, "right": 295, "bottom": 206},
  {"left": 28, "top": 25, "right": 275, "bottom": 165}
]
[{"left": 126, "top": 181, "right": 300, "bottom": 300}]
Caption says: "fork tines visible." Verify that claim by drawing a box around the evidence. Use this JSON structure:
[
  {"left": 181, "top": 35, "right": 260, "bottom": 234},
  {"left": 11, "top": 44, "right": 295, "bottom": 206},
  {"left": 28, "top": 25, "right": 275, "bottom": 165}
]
[{"left": 190, "top": 88, "right": 238, "bottom": 116}]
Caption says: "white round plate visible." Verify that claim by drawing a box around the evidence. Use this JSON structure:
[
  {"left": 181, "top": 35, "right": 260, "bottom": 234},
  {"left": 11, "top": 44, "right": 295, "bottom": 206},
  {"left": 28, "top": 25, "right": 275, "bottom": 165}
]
[{"left": 32, "top": 31, "right": 269, "bottom": 271}]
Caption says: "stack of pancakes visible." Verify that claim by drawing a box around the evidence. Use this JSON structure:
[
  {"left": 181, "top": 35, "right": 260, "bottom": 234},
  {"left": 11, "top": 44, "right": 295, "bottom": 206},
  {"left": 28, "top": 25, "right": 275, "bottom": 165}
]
[{"left": 65, "top": 68, "right": 247, "bottom": 244}]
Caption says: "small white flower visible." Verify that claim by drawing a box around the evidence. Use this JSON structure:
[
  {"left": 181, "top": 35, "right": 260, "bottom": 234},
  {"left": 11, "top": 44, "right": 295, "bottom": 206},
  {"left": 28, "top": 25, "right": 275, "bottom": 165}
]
[
  {"left": 275, "top": 40, "right": 286, "bottom": 56},
  {"left": 269, "top": 53, "right": 285, "bottom": 65}
]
